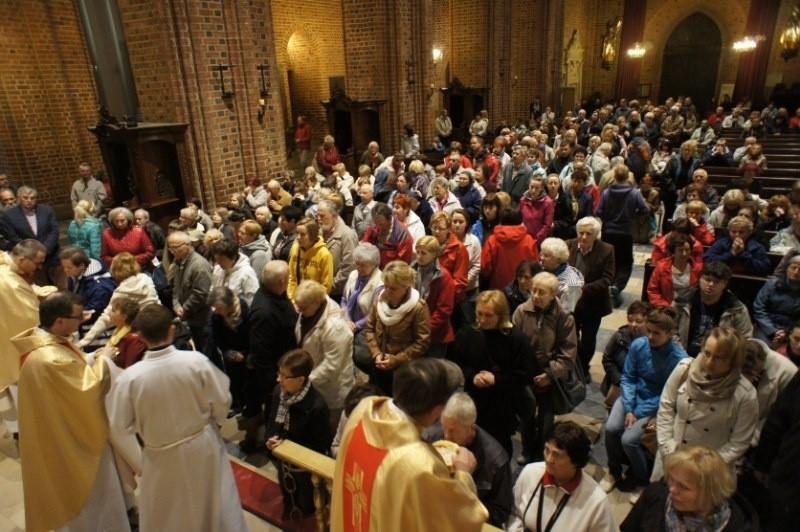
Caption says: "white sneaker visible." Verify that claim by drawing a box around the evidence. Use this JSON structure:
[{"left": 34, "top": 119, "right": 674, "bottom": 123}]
[
  {"left": 599, "top": 473, "right": 617, "bottom": 493},
  {"left": 629, "top": 488, "right": 644, "bottom": 505}
]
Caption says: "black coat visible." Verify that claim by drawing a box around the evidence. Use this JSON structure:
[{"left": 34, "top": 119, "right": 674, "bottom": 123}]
[
  {"left": 567, "top": 238, "right": 615, "bottom": 317},
  {"left": 265, "top": 383, "right": 331, "bottom": 454},
  {"left": 622, "top": 481, "right": 757, "bottom": 531},
  {"left": 455, "top": 326, "right": 539, "bottom": 439},
  {"left": 601, "top": 325, "right": 635, "bottom": 395},
  {"left": 247, "top": 288, "right": 298, "bottom": 372},
  {"left": 1, "top": 204, "right": 60, "bottom": 264}
]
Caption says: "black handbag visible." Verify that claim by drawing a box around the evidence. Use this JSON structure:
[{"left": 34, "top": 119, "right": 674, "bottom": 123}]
[{"left": 551, "top": 358, "right": 587, "bottom": 415}]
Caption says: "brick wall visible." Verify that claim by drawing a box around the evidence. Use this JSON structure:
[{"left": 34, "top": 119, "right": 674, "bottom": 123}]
[{"left": 0, "top": 0, "right": 102, "bottom": 211}]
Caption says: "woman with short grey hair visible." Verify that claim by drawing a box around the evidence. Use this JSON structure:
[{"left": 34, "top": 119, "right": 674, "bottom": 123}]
[
  {"left": 102, "top": 207, "right": 155, "bottom": 269},
  {"left": 539, "top": 237, "right": 584, "bottom": 312},
  {"left": 341, "top": 243, "right": 383, "bottom": 334}
]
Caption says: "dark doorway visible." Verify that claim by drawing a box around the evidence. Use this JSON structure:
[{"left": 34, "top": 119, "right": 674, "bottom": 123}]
[{"left": 659, "top": 13, "right": 721, "bottom": 115}]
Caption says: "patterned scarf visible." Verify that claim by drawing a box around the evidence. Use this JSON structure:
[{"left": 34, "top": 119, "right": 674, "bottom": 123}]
[
  {"left": 687, "top": 353, "right": 742, "bottom": 402},
  {"left": 275, "top": 379, "right": 311, "bottom": 432},
  {"left": 665, "top": 497, "right": 731, "bottom": 532}
]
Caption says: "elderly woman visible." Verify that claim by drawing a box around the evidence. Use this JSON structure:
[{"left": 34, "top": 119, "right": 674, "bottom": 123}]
[
  {"left": 708, "top": 189, "right": 745, "bottom": 230},
  {"left": 341, "top": 242, "right": 383, "bottom": 372},
  {"left": 504, "top": 259, "right": 543, "bottom": 316},
  {"left": 508, "top": 421, "right": 616, "bottom": 531},
  {"left": 101, "top": 207, "right": 155, "bottom": 269},
  {"left": 360, "top": 141, "right": 385, "bottom": 173},
  {"left": 78, "top": 252, "right": 160, "bottom": 349},
  {"left": 539, "top": 237, "right": 584, "bottom": 312},
  {"left": 769, "top": 205, "right": 800, "bottom": 253},
  {"left": 647, "top": 233, "right": 703, "bottom": 308},
  {"left": 206, "top": 286, "right": 251, "bottom": 416},
  {"left": 453, "top": 170, "right": 482, "bottom": 223},
  {"left": 314, "top": 135, "right": 340, "bottom": 177},
  {"left": 238, "top": 219, "right": 271, "bottom": 278},
  {"left": 653, "top": 327, "right": 758, "bottom": 484},
  {"left": 519, "top": 174, "right": 554, "bottom": 245},
  {"left": 361, "top": 202, "right": 414, "bottom": 268},
  {"left": 67, "top": 200, "right": 102, "bottom": 260},
  {"left": 244, "top": 176, "right": 268, "bottom": 209},
  {"left": 470, "top": 192, "right": 503, "bottom": 245},
  {"left": 293, "top": 280, "right": 355, "bottom": 430},
  {"left": 429, "top": 176, "right": 461, "bottom": 214},
  {"left": 210, "top": 207, "right": 236, "bottom": 241},
  {"left": 365, "top": 260, "right": 431, "bottom": 394},
  {"left": 287, "top": 217, "right": 334, "bottom": 300},
  {"left": 391, "top": 193, "right": 425, "bottom": 249},
  {"left": 704, "top": 215, "right": 772, "bottom": 276},
  {"left": 265, "top": 349, "right": 331, "bottom": 517},
  {"left": 601, "top": 308, "right": 688, "bottom": 498},
  {"left": 512, "top": 272, "right": 578, "bottom": 463},
  {"left": 623, "top": 446, "right": 753, "bottom": 531},
  {"left": 454, "top": 290, "right": 538, "bottom": 457},
  {"left": 430, "top": 211, "right": 470, "bottom": 303},
  {"left": 413, "top": 236, "right": 455, "bottom": 359},
  {"left": 210, "top": 238, "right": 259, "bottom": 306},
  {"left": 753, "top": 254, "right": 800, "bottom": 344}
]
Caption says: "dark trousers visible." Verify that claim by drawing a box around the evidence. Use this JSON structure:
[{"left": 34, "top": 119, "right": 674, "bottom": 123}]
[
  {"left": 602, "top": 232, "right": 634, "bottom": 292},
  {"left": 530, "top": 391, "right": 554, "bottom": 463},
  {"left": 242, "top": 366, "right": 276, "bottom": 421},
  {"left": 574, "top": 308, "right": 603, "bottom": 376}
]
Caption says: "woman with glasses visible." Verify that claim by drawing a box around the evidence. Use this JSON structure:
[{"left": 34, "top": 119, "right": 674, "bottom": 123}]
[{"left": 265, "top": 349, "right": 331, "bottom": 518}]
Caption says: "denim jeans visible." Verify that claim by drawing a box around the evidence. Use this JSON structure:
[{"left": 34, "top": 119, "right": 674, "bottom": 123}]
[{"left": 604, "top": 397, "right": 651, "bottom": 485}]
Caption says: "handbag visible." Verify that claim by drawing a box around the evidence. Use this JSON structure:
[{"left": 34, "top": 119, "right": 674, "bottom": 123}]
[
  {"left": 551, "top": 358, "right": 587, "bottom": 415},
  {"left": 640, "top": 361, "right": 692, "bottom": 456}
]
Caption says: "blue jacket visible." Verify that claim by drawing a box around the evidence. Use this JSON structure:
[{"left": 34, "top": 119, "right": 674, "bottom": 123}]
[
  {"left": 595, "top": 184, "right": 649, "bottom": 235},
  {"left": 621, "top": 336, "right": 687, "bottom": 418},
  {"left": 704, "top": 236, "right": 772, "bottom": 276},
  {"left": 67, "top": 259, "right": 115, "bottom": 328},
  {"left": 754, "top": 275, "right": 800, "bottom": 338},
  {"left": 454, "top": 184, "right": 482, "bottom": 223},
  {"left": 67, "top": 217, "right": 103, "bottom": 260}
]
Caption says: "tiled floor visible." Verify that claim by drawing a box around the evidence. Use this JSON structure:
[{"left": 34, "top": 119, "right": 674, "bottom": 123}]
[{"left": 0, "top": 243, "right": 653, "bottom": 530}]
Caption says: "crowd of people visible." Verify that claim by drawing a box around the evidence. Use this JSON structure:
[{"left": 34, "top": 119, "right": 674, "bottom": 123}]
[{"left": 1, "top": 93, "right": 800, "bottom": 530}]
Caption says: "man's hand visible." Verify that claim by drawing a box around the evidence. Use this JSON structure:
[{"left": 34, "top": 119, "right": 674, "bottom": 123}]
[
  {"left": 452, "top": 447, "right": 478, "bottom": 475},
  {"left": 624, "top": 412, "right": 637, "bottom": 430},
  {"left": 473, "top": 371, "right": 496, "bottom": 388},
  {"left": 266, "top": 437, "right": 283, "bottom": 451}
]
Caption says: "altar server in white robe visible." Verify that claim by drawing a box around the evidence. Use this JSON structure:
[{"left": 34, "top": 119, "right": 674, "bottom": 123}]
[{"left": 106, "top": 303, "right": 248, "bottom": 532}]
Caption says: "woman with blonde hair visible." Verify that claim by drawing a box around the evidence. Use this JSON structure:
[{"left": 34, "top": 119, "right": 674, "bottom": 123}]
[
  {"left": 623, "top": 446, "right": 753, "bottom": 530},
  {"left": 365, "top": 260, "right": 431, "bottom": 393},
  {"left": 238, "top": 219, "right": 271, "bottom": 278},
  {"left": 287, "top": 216, "right": 333, "bottom": 300},
  {"left": 413, "top": 236, "right": 455, "bottom": 358},
  {"left": 67, "top": 199, "right": 102, "bottom": 260},
  {"left": 210, "top": 206, "right": 236, "bottom": 240},
  {"left": 77, "top": 252, "right": 160, "bottom": 349},
  {"left": 653, "top": 326, "right": 758, "bottom": 485},
  {"left": 454, "top": 290, "right": 538, "bottom": 456}
]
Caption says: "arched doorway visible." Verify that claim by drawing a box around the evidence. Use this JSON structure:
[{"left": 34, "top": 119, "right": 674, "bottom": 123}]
[
  {"left": 286, "top": 30, "right": 322, "bottom": 131},
  {"left": 659, "top": 13, "right": 721, "bottom": 115}
]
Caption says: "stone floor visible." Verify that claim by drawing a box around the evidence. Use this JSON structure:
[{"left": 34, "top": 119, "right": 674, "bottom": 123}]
[{"left": 0, "top": 221, "right": 652, "bottom": 529}]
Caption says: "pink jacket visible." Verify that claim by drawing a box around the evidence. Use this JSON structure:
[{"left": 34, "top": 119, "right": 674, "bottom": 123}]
[{"left": 519, "top": 192, "right": 554, "bottom": 244}]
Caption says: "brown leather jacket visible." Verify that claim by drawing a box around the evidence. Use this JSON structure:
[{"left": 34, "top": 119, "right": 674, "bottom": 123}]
[
  {"left": 512, "top": 297, "right": 578, "bottom": 382},
  {"left": 365, "top": 294, "right": 431, "bottom": 366}
]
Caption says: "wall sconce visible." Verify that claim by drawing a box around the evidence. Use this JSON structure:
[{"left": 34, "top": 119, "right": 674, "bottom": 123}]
[
  {"left": 627, "top": 43, "right": 646, "bottom": 59},
  {"left": 405, "top": 59, "right": 415, "bottom": 84},
  {"left": 733, "top": 35, "right": 765, "bottom": 52},
  {"left": 780, "top": 4, "right": 800, "bottom": 61},
  {"left": 601, "top": 18, "right": 622, "bottom": 70},
  {"left": 214, "top": 64, "right": 234, "bottom": 98},
  {"left": 431, "top": 47, "right": 443, "bottom": 65},
  {"left": 256, "top": 63, "right": 271, "bottom": 98}
]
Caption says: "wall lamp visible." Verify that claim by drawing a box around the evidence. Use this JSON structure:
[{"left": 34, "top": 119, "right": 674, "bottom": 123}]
[
  {"left": 431, "top": 47, "right": 443, "bottom": 65},
  {"left": 214, "top": 64, "right": 234, "bottom": 98}
]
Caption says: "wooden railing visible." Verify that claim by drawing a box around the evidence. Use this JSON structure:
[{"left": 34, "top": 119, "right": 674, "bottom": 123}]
[{"left": 272, "top": 439, "right": 503, "bottom": 532}]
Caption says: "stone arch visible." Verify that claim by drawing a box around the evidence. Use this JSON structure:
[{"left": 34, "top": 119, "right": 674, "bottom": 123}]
[
  {"left": 659, "top": 13, "right": 722, "bottom": 111},
  {"left": 276, "top": 25, "right": 325, "bottom": 133}
]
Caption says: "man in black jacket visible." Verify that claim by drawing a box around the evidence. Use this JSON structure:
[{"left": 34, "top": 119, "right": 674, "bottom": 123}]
[{"left": 240, "top": 260, "right": 298, "bottom": 452}]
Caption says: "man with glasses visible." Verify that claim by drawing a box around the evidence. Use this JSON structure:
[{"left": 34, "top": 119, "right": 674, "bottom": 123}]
[
  {"left": 0, "top": 185, "right": 63, "bottom": 289},
  {"left": 14, "top": 291, "right": 132, "bottom": 531},
  {"left": 673, "top": 261, "right": 754, "bottom": 357},
  {"left": 168, "top": 231, "right": 212, "bottom": 350},
  {"left": 0, "top": 240, "right": 47, "bottom": 440}
]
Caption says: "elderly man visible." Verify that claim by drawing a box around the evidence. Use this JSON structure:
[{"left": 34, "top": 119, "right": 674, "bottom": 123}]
[
  {"left": 0, "top": 187, "right": 16, "bottom": 211},
  {"left": 168, "top": 231, "right": 213, "bottom": 349},
  {"left": 315, "top": 135, "right": 341, "bottom": 177},
  {"left": 0, "top": 173, "right": 18, "bottom": 193},
  {"left": 567, "top": 217, "right": 615, "bottom": 376},
  {"left": 317, "top": 198, "right": 358, "bottom": 300},
  {"left": 15, "top": 292, "right": 131, "bottom": 531},
  {"left": 660, "top": 105, "right": 684, "bottom": 143},
  {"left": 673, "top": 261, "right": 753, "bottom": 356},
  {"left": 689, "top": 119, "right": 716, "bottom": 151},
  {"left": 500, "top": 145, "right": 533, "bottom": 204},
  {"left": 705, "top": 216, "right": 772, "bottom": 276},
  {"left": 134, "top": 208, "right": 166, "bottom": 255},
  {"left": 331, "top": 359, "right": 488, "bottom": 532},
  {"left": 425, "top": 393, "right": 513, "bottom": 527},
  {"left": 266, "top": 178, "right": 293, "bottom": 219},
  {"left": 352, "top": 183, "right": 376, "bottom": 239},
  {"left": 734, "top": 136, "right": 757, "bottom": 164},
  {"left": 70, "top": 162, "right": 106, "bottom": 215},
  {"left": 1, "top": 185, "right": 63, "bottom": 288},
  {"left": 436, "top": 109, "right": 453, "bottom": 144},
  {"left": 294, "top": 115, "right": 313, "bottom": 165},
  {"left": 0, "top": 240, "right": 47, "bottom": 438}
]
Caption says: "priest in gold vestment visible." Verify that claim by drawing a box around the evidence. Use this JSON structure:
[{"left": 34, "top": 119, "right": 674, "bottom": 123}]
[
  {"left": 14, "top": 292, "right": 130, "bottom": 532},
  {"left": 331, "top": 358, "right": 489, "bottom": 532}
]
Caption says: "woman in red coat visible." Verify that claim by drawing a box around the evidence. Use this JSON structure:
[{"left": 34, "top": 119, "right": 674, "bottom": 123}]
[
  {"left": 481, "top": 208, "right": 539, "bottom": 290},
  {"left": 413, "top": 236, "right": 455, "bottom": 359},
  {"left": 101, "top": 207, "right": 155, "bottom": 270},
  {"left": 647, "top": 233, "right": 702, "bottom": 307},
  {"left": 429, "top": 211, "right": 470, "bottom": 302}
]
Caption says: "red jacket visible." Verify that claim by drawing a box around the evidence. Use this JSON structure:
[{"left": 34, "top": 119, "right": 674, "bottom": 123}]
[
  {"left": 361, "top": 219, "right": 414, "bottom": 268},
  {"left": 315, "top": 145, "right": 340, "bottom": 176},
  {"left": 651, "top": 235, "right": 704, "bottom": 265},
  {"left": 101, "top": 226, "right": 155, "bottom": 269},
  {"left": 423, "top": 265, "right": 455, "bottom": 345},
  {"left": 646, "top": 257, "right": 702, "bottom": 307},
  {"left": 481, "top": 224, "right": 539, "bottom": 290},
  {"left": 438, "top": 232, "right": 470, "bottom": 302},
  {"left": 294, "top": 123, "right": 313, "bottom": 150},
  {"left": 692, "top": 222, "right": 715, "bottom": 246}
]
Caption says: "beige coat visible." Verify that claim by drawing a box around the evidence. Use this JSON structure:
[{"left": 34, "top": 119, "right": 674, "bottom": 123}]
[
  {"left": 511, "top": 297, "right": 578, "bottom": 382},
  {"left": 365, "top": 295, "right": 431, "bottom": 363}
]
